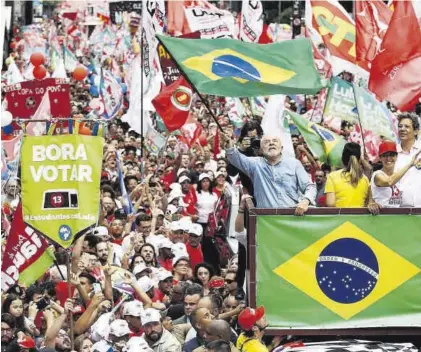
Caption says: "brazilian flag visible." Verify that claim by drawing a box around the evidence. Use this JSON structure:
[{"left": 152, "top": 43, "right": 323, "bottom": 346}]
[
  {"left": 285, "top": 110, "right": 346, "bottom": 168},
  {"left": 157, "top": 35, "right": 328, "bottom": 97},
  {"left": 257, "top": 214, "right": 421, "bottom": 328}
]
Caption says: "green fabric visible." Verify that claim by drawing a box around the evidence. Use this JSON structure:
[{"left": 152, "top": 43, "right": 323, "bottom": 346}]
[
  {"left": 157, "top": 35, "right": 328, "bottom": 97},
  {"left": 256, "top": 214, "right": 421, "bottom": 329},
  {"left": 286, "top": 110, "right": 345, "bottom": 168},
  {"left": 19, "top": 248, "right": 55, "bottom": 286}
]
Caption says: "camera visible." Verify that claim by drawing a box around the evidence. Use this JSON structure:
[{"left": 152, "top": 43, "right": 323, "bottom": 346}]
[{"left": 249, "top": 137, "right": 261, "bottom": 150}]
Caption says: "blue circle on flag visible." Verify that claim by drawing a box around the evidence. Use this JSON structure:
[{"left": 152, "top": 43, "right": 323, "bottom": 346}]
[
  {"left": 212, "top": 55, "right": 261, "bottom": 81},
  {"left": 315, "top": 238, "right": 379, "bottom": 304},
  {"left": 58, "top": 225, "right": 72, "bottom": 242}
]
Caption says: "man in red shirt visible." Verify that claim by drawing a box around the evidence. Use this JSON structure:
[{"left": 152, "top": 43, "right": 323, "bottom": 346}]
[
  {"left": 179, "top": 176, "right": 197, "bottom": 216},
  {"left": 185, "top": 223, "right": 204, "bottom": 270},
  {"left": 157, "top": 238, "right": 174, "bottom": 272},
  {"left": 152, "top": 270, "right": 173, "bottom": 304},
  {"left": 122, "top": 300, "right": 144, "bottom": 337}
]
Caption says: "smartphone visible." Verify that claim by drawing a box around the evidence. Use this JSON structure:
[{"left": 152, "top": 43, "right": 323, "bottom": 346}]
[
  {"left": 36, "top": 297, "right": 50, "bottom": 310},
  {"left": 93, "top": 283, "right": 102, "bottom": 294}
]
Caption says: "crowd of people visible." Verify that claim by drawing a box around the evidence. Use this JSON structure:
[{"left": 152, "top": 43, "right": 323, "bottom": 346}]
[{"left": 2, "top": 3, "right": 421, "bottom": 352}]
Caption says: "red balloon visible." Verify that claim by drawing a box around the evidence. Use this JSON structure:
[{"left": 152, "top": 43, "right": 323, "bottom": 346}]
[
  {"left": 79, "top": 123, "right": 91, "bottom": 135},
  {"left": 33, "top": 65, "right": 47, "bottom": 80},
  {"left": 198, "top": 135, "right": 208, "bottom": 147},
  {"left": 73, "top": 65, "right": 88, "bottom": 81},
  {"left": 30, "top": 52, "right": 45, "bottom": 67}
]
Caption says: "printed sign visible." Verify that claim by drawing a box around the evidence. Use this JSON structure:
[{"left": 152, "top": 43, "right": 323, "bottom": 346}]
[
  {"left": 4, "top": 78, "right": 71, "bottom": 119},
  {"left": 109, "top": 1, "right": 142, "bottom": 24},
  {"left": 21, "top": 135, "right": 104, "bottom": 248},
  {"left": 184, "top": 5, "right": 235, "bottom": 39}
]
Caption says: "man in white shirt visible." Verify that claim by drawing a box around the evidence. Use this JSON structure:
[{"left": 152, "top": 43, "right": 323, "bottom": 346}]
[{"left": 394, "top": 113, "right": 421, "bottom": 207}]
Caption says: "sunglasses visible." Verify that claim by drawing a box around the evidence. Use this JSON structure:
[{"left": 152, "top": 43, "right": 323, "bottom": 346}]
[{"left": 225, "top": 279, "right": 235, "bottom": 284}]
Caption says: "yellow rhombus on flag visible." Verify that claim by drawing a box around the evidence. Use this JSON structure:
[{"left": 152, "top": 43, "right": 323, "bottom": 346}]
[{"left": 273, "top": 221, "right": 420, "bottom": 320}]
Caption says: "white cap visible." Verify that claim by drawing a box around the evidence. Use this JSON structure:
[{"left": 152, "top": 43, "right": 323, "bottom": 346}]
[
  {"left": 133, "top": 263, "right": 152, "bottom": 276},
  {"left": 199, "top": 173, "right": 210, "bottom": 182},
  {"left": 90, "top": 312, "right": 112, "bottom": 342},
  {"left": 178, "top": 175, "right": 191, "bottom": 184},
  {"left": 170, "top": 221, "right": 183, "bottom": 231},
  {"left": 166, "top": 204, "right": 178, "bottom": 216},
  {"left": 109, "top": 319, "right": 131, "bottom": 337},
  {"left": 91, "top": 226, "right": 109, "bottom": 237},
  {"left": 188, "top": 223, "right": 203, "bottom": 236},
  {"left": 92, "top": 340, "right": 113, "bottom": 352},
  {"left": 177, "top": 168, "right": 189, "bottom": 177},
  {"left": 171, "top": 242, "right": 188, "bottom": 256},
  {"left": 172, "top": 254, "right": 190, "bottom": 267},
  {"left": 123, "top": 300, "right": 144, "bottom": 317},
  {"left": 157, "top": 270, "right": 173, "bottom": 282},
  {"left": 137, "top": 276, "right": 154, "bottom": 293},
  {"left": 179, "top": 217, "right": 192, "bottom": 231},
  {"left": 141, "top": 308, "right": 161, "bottom": 326},
  {"left": 126, "top": 336, "right": 153, "bottom": 352},
  {"left": 158, "top": 238, "right": 173, "bottom": 250},
  {"left": 215, "top": 171, "right": 225, "bottom": 179}
]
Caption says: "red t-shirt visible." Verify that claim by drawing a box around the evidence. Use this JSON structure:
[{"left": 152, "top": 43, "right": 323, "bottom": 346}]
[
  {"left": 185, "top": 242, "right": 204, "bottom": 270},
  {"left": 152, "top": 288, "right": 166, "bottom": 303},
  {"left": 159, "top": 257, "right": 173, "bottom": 272}
]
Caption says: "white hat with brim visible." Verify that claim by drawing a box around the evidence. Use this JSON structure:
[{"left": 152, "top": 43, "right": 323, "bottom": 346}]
[{"left": 141, "top": 308, "right": 162, "bottom": 326}]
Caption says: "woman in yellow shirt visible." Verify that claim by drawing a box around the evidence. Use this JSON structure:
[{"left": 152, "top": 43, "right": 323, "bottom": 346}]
[{"left": 325, "top": 142, "right": 379, "bottom": 214}]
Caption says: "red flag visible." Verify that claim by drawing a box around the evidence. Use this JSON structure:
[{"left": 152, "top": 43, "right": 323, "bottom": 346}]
[
  {"left": 178, "top": 122, "right": 203, "bottom": 147},
  {"left": 368, "top": 1, "right": 421, "bottom": 110},
  {"left": 152, "top": 76, "right": 193, "bottom": 132},
  {"left": 304, "top": 27, "right": 332, "bottom": 79},
  {"left": 356, "top": 0, "right": 391, "bottom": 67},
  {"left": 1, "top": 204, "right": 54, "bottom": 291}
]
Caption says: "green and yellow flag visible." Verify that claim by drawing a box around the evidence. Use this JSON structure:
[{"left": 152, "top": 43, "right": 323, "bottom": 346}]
[
  {"left": 157, "top": 35, "right": 328, "bottom": 97},
  {"left": 256, "top": 214, "right": 421, "bottom": 328},
  {"left": 285, "top": 110, "right": 346, "bottom": 168}
]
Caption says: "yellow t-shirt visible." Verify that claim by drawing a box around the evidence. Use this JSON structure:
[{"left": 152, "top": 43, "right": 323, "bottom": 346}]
[
  {"left": 325, "top": 169, "right": 370, "bottom": 207},
  {"left": 236, "top": 333, "right": 268, "bottom": 352}
]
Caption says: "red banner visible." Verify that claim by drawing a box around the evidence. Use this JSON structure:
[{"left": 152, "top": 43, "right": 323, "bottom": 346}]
[
  {"left": 1, "top": 204, "right": 52, "bottom": 291},
  {"left": 3, "top": 78, "right": 71, "bottom": 119}
]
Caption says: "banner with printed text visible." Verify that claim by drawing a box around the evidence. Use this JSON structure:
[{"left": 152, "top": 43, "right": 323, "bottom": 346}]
[
  {"left": 255, "top": 213, "right": 421, "bottom": 329},
  {"left": 21, "top": 135, "right": 104, "bottom": 248}
]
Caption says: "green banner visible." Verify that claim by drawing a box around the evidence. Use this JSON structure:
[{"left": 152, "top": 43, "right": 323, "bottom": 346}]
[
  {"left": 353, "top": 85, "right": 397, "bottom": 141},
  {"left": 21, "top": 135, "right": 104, "bottom": 248},
  {"left": 324, "top": 77, "right": 358, "bottom": 124},
  {"left": 256, "top": 214, "right": 421, "bottom": 329}
]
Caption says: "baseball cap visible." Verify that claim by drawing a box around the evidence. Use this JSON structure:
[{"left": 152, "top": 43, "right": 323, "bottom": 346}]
[
  {"left": 195, "top": 160, "right": 204, "bottom": 166},
  {"left": 125, "top": 336, "right": 151, "bottom": 352},
  {"left": 215, "top": 171, "right": 225, "bottom": 179},
  {"left": 199, "top": 173, "right": 210, "bottom": 182},
  {"left": 166, "top": 152, "right": 175, "bottom": 159},
  {"left": 91, "top": 226, "right": 109, "bottom": 237},
  {"left": 171, "top": 242, "right": 188, "bottom": 256},
  {"left": 137, "top": 276, "right": 154, "bottom": 293},
  {"left": 378, "top": 141, "right": 397, "bottom": 156},
  {"left": 238, "top": 306, "right": 265, "bottom": 331},
  {"left": 178, "top": 175, "right": 191, "bottom": 184},
  {"left": 157, "top": 270, "right": 173, "bottom": 282},
  {"left": 177, "top": 168, "right": 189, "bottom": 177},
  {"left": 109, "top": 319, "right": 131, "bottom": 337},
  {"left": 179, "top": 217, "right": 192, "bottom": 232},
  {"left": 92, "top": 340, "right": 113, "bottom": 352},
  {"left": 188, "top": 223, "right": 203, "bottom": 236},
  {"left": 133, "top": 263, "right": 152, "bottom": 276},
  {"left": 170, "top": 221, "right": 183, "bottom": 232},
  {"left": 158, "top": 238, "right": 174, "bottom": 250},
  {"left": 123, "top": 300, "right": 144, "bottom": 317},
  {"left": 141, "top": 308, "right": 161, "bottom": 326},
  {"left": 172, "top": 254, "right": 190, "bottom": 267}
]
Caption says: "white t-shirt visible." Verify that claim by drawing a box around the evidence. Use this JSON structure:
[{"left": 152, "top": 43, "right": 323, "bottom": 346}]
[
  {"left": 196, "top": 191, "right": 218, "bottom": 223},
  {"left": 371, "top": 170, "right": 403, "bottom": 208},
  {"left": 395, "top": 141, "right": 421, "bottom": 207}
]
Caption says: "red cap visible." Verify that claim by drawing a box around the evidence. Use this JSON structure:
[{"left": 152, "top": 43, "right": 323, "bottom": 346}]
[
  {"left": 378, "top": 141, "right": 397, "bottom": 156},
  {"left": 18, "top": 336, "right": 36, "bottom": 349},
  {"left": 238, "top": 306, "right": 265, "bottom": 331}
]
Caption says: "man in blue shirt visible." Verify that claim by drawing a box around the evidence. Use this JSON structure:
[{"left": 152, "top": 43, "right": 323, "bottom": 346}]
[{"left": 225, "top": 135, "right": 316, "bottom": 215}]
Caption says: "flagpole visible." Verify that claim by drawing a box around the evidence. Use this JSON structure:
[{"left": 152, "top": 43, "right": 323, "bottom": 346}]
[
  {"left": 351, "top": 84, "right": 368, "bottom": 157},
  {"left": 140, "top": 32, "right": 144, "bottom": 158},
  {"left": 66, "top": 251, "right": 75, "bottom": 351},
  {"left": 155, "top": 36, "right": 224, "bottom": 132}
]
